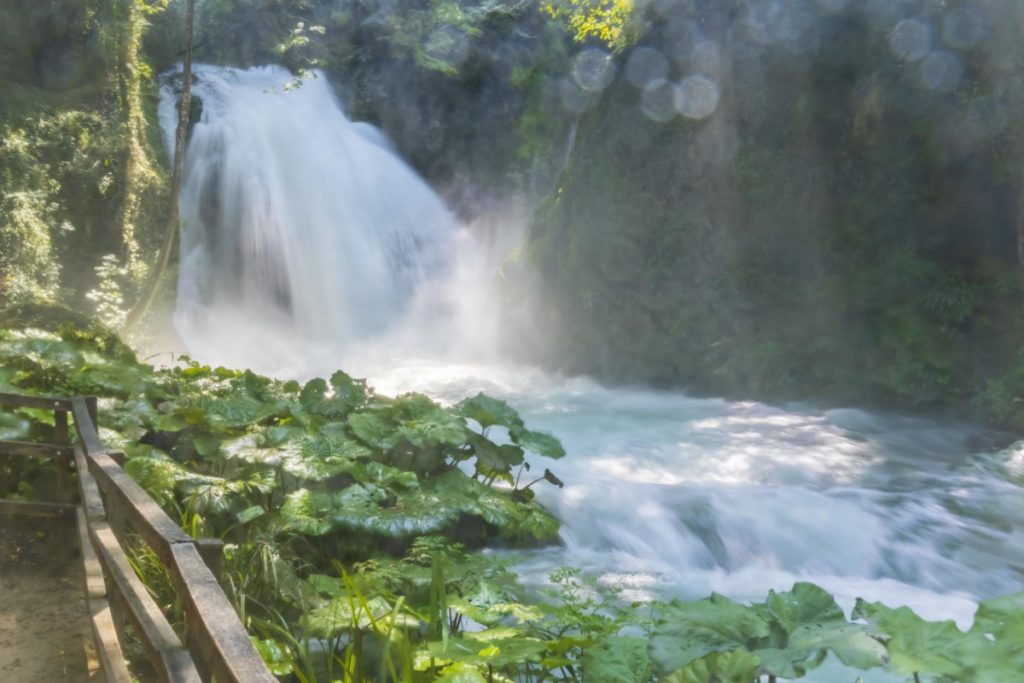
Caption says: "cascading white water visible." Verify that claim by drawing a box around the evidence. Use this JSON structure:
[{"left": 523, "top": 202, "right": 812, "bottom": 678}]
[
  {"left": 159, "top": 65, "right": 457, "bottom": 371},
  {"left": 162, "top": 65, "right": 1024, "bottom": 682}
]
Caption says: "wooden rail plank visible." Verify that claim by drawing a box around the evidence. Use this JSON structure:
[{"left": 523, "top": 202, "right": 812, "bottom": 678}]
[
  {"left": 85, "top": 395, "right": 99, "bottom": 433},
  {"left": 70, "top": 397, "right": 106, "bottom": 457},
  {"left": 77, "top": 508, "right": 107, "bottom": 600},
  {"left": 63, "top": 393, "right": 274, "bottom": 681},
  {"left": 77, "top": 508, "right": 132, "bottom": 683},
  {"left": 0, "top": 391, "right": 71, "bottom": 411},
  {"left": 169, "top": 543, "right": 277, "bottom": 683},
  {"left": 88, "top": 601, "right": 133, "bottom": 683},
  {"left": 76, "top": 443, "right": 107, "bottom": 522},
  {"left": 90, "top": 522, "right": 202, "bottom": 683},
  {"left": 0, "top": 499, "right": 77, "bottom": 517},
  {"left": 55, "top": 409, "right": 72, "bottom": 503},
  {"left": 0, "top": 439, "right": 73, "bottom": 459}
]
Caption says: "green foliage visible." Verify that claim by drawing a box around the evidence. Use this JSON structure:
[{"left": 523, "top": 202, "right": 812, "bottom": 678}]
[
  {"left": 650, "top": 594, "right": 771, "bottom": 674},
  {"left": 0, "top": 0, "right": 168, "bottom": 313},
  {"left": 854, "top": 592, "right": 1024, "bottom": 682},
  {"left": 582, "top": 636, "right": 651, "bottom": 683},
  {"left": 526, "top": 1, "right": 1024, "bottom": 430},
  {"left": 649, "top": 584, "right": 889, "bottom": 681},
  {"left": 541, "top": 0, "right": 637, "bottom": 50},
  {"left": 662, "top": 650, "right": 761, "bottom": 683},
  {"left": 0, "top": 323, "right": 564, "bottom": 548},
  {"left": 377, "top": 0, "right": 519, "bottom": 75},
  {"left": 85, "top": 254, "right": 131, "bottom": 329}
]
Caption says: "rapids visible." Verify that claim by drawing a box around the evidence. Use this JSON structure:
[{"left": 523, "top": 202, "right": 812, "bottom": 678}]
[{"left": 161, "top": 65, "right": 1024, "bottom": 681}]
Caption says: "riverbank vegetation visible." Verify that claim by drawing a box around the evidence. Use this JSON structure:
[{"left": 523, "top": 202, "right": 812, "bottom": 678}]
[{"left": 1, "top": 313, "right": 1022, "bottom": 681}]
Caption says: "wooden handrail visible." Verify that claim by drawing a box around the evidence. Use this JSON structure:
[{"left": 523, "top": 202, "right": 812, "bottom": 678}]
[
  {"left": 0, "top": 391, "right": 72, "bottom": 411},
  {"left": 0, "top": 440, "right": 73, "bottom": 459},
  {"left": 89, "top": 521, "right": 202, "bottom": 683},
  {"left": 67, "top": 397, "right": 276, "bottom": 683},
  {"left": 0, "top": 394, "right": 274, "bottom": 682}
]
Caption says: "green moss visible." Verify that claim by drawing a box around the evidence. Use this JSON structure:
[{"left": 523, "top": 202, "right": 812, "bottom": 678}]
[
  {"left": 0, "top": 0, "right": 169, "bottom": 314},
  {"left": 525, "top": 4, "right": 1024, "bottom": 427}
]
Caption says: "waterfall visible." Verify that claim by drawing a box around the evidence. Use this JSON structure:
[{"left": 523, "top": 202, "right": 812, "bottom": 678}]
[{"left": 158, "top": 65, "right": 456, "bottom": 370}]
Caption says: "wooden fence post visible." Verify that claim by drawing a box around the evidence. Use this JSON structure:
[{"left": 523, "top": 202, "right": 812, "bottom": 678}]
[
  {"left": 195, "top": 539, "right": 224, "bottom": 581},
  {"left": 54, "top": 409, "right": 71, "bottom": 504}
]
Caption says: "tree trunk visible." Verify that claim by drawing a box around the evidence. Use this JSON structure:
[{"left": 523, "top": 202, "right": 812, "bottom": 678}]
[{"left": 124, "top": 0, "right": 196, "bottom": 331}]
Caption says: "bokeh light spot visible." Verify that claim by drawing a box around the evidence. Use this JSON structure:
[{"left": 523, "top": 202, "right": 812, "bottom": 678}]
[
  {"left": 942, "top": 8, "right": 987, "bottom": 50},
  {"left": 573, "top": 48, "right": 615, "bottom": 92},
  {"left": 676, "top": 76, "right": 720, "bottom": 120},
  {"left": 919, "top": 51, "right": 964, "bottom": 93},
  {"left": 890, "top": 19, "right": 932, "bottom": 62},
  {"left": 641, "top": 79, "right": 678, "bottom": 123}
]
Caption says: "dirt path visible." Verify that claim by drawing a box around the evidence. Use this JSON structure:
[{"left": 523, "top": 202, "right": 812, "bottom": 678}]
[{"left": 0, "top": 514, "right": 92, "bottom": 683}]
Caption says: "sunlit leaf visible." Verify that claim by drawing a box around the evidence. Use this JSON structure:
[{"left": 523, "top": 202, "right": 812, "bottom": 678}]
[
  {"left": 456, "top": 393, "right": 523, "bottom": 429},
  {"left": 650, "top": 594, "right": 770, "bottom": 673},
  {"left": 582, "top": 636, "right": 651, "bottom": 683},
  {"left": 663, "top": 650, "right": 762, "bottom": 683},
  {"left": 852, "top": 600, "right": 965, "bottom": 678}
]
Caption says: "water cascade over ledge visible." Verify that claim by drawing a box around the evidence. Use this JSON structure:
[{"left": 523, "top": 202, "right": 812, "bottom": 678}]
[{"left": 160, "top": 65, "right": 457, "bottom": 370}]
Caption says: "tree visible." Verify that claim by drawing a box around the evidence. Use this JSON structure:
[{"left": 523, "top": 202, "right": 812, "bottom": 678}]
[{"left": 124, "top": 0, "right": 195, "bottom": 330}]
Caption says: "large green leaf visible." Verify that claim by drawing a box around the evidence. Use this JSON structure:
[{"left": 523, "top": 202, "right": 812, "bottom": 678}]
[
  {"left": 785, "top": 622, "right": 886, "bottom": 671},
  {"left": 663, "top": 650, "right": 762, "bottom": 683},
  {"left": 950, "top": 591, "right": 1024, "bottom": 683},
  {"left": 510, "top": 425, "right": 566, "bottom": 459},
  {"left": 970, "top": 590, "right": 1024, "bottom": 643},
  {"left": 125, "top": 454, "right": 186, "bottom": 504},
  {"left": 754, "top": 624, "right": 885, "bottom": 678},
  {"left": 754, "top": 583, "right": 886, "bottom": 675},
  {"left": 467, "top": 432, "right": 524, "bottom": 474},
  {"left": 299, "top": 377, "right": 330, "bottom": 413},
  {"left": 767, "top": 582, "right": 845, "bottom": 633},
  {"left": 397, "top": 411, "right": 467, "bottom": 449},
  {"left": 434, "top": 662, "right": 487, "bottom": 683},
  {"left": 348, "top": 411, "right": 402, "bottom": 450},
  {"left": 456, "top": 393, "right": 523, "bottom": 429},
  {"left": 329, "top": 370, "right": 370, "bottom": 411},
  {"left": 281, "top": 484, "right": 460, "bottom": 537},
  {"left": 298, "top": 372, "right": 369, "bottom": 418},
  {"left": 426, "top": 629, "right": 546, "bottom": 668},
  {"left": 434, "top": 469, "right": 560, "bottom": 540},
  {"left": 649, "top": 594, "right": 771, "bottom": 673},
  {"left": 449, "top": 595, "right": 542, "bottom": 626},
  {"left": 280, "top": 470, "right": 559, "bottom": 541},
  {"left": 193, "top": 393, "right": 281, "bottom": 429},
  {"left": 582, "top": 636, "right": 651, "bottom": 683},
  {"left": 250, "top": 637, "right": 294, "bottom": 676},
  {"left": 301, "top": 595, "right": 419, "bottom": 637},
  {"left": 852, "top": 599, "right": 965, "bottom": 678}
]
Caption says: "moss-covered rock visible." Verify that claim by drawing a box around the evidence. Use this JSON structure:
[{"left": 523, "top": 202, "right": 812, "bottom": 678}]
[{"left": 526, "top": 0, "right": 1024, "bottom": 424}]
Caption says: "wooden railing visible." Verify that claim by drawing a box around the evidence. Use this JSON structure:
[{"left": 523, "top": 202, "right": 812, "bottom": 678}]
[{"left": 0, "top": 393, "right": 275, "bottom": 683}]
